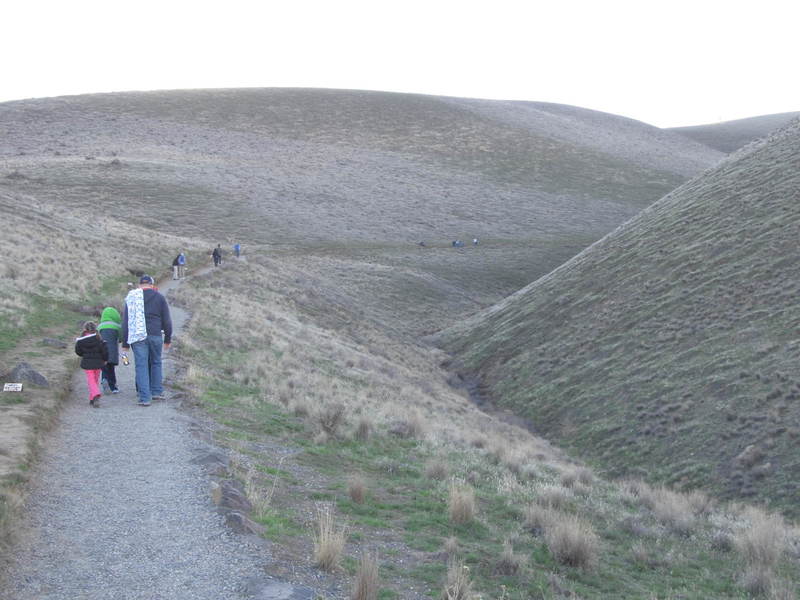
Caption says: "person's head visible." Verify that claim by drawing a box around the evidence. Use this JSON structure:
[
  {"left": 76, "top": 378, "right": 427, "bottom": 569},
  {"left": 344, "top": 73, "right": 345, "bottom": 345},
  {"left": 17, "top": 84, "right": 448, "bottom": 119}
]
[
  {"left": 139, "top": 274, "right": 155, "bottom": 288},
  {"left": 82, "top": 321, "right": 98, "bottom": 335}
]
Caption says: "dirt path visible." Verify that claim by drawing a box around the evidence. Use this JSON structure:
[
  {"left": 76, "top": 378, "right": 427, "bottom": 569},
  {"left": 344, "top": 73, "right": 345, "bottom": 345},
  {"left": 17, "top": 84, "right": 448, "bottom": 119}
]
[{"left": 3, "top": 269, "right": 316, "bottom": 600}]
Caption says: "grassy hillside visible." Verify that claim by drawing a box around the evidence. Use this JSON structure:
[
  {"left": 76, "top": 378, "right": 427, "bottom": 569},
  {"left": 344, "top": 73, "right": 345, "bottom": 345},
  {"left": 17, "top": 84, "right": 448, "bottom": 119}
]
[
  {"left": 0, "top": 89, "right": 721, "bottom": 336},
  {"left": 669, "top": 111, "right": 800, "bottom": 153},
  {"left": 438, "top": 118, "right": 800, "bottom": 518}
]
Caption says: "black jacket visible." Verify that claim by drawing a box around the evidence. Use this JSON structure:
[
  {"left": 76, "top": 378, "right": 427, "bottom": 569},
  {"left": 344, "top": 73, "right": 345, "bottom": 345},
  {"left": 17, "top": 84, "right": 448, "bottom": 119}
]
[{"left": 75, "top": 334, "right": 109, "bottom": 370}]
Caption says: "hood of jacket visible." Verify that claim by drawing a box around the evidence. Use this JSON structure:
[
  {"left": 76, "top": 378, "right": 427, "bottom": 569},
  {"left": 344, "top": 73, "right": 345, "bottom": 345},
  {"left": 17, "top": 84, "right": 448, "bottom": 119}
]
[{"left": 98, "top": 307, "right": 122, "bottom": 331}]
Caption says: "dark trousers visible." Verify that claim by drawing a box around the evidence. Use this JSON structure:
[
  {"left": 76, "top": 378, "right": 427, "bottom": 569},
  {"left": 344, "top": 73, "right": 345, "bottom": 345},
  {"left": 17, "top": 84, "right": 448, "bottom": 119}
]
[{"left": 101, "top": 363, "right": 118, "bottom": 390}]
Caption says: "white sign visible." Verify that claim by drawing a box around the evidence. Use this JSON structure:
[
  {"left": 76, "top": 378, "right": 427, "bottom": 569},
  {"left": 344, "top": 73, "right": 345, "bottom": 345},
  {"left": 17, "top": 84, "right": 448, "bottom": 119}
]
[{"left": 3, "top": 383, "right": 23, "bottom": 392}]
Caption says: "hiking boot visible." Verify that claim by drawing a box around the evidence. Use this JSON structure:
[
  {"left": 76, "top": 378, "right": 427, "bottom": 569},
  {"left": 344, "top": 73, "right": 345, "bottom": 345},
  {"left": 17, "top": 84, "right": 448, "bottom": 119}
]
[
  {"left": 90, "top": 395, "right": 101, "bottom": 408},
  {"left": 152, "top": 395, "right": 166, "bottom": 402},
  {"left": 137, "top": 400, "right": 151, "bottom": 407},
  {"left": 111, "top": 387, "right": 120, "bottom": 394}
]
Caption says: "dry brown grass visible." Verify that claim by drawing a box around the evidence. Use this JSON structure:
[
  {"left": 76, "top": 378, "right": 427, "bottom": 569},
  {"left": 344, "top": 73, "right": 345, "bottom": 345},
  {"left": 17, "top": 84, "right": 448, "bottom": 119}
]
[
  {"left": 317, "top": 403, "right": 347, "bottom": 437},
  {"left": 313, "top": 505, "right": 347, "bottom": 571},
  {"left": 443, "top": 536, "right": 459, "bottom": 555},
  {"left": 424, "top": 459, "right": 450, "bottom": 481},
  {"left": 523, "top": 504, "right": 558, "bottom": 535},
  {"left": 441, "top": 558, "right": 474, "bottom": 600},
  {"left": 347, "top": 475, "right": 367, "bottom": 504},
  {"left": 536, "top": 484, "right": 573, "bottom": 510},
  {"left": 354, "top": 417, "right": 372, "bottom": 441},
  {"left": 544, "top": 513, "right": 600, "bottom": 570},
  {"left": 351, "top": 551, "right": 380, "bottom": 600},
  {"left": 495, "top": 539, "right": 524, "bottom": 575},
  {"left": 447, "top": 481, "right": 477, "bottom": 525},
  {"left": 735, "top": 508, "right": 787, "bottom": 568}
]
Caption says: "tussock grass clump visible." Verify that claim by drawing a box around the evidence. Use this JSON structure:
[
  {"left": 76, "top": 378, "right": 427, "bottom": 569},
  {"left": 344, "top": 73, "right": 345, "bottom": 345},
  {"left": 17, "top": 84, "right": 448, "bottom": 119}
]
[
  {"left": 351, "top": 551, "right": 380, "bottom": 600},
  {"left": 496, "top": 539, "right": 524, "bottom": 575},
  {"left": 523, "top": 504, "right": 558, "bottom": 535},
  {"left": 347, "top": 474, "right": 367, "bottom": 504},
  {"left": 441, "top": 558, "right": 474, "bottom": 600},
  {"left": 424, "top": 459, "right": 449, "bottom": 481},
  {"left": 536, "top": 484, "right": 573, "bottom": 510},
  {"left": 354, "top": 417, "right": 372, "bottom": 441},
  {"left": 560, "top": 466, "right": 594, "bottom": 489},
  {"left": 544, "top": 513, "right": 600, "bottom": 570},
  {"left": 313, "top": 506, "right": 347, "bottom": 571},
  {"left": 447, "top": 480, "right": 476, "bottom": 524},
  {"left": 317, "top": 403, "right": 347, "bottom": 437},
  {"left": 734, "top": 508, "right": 787, "bottom": 568},
  {"left": 739, "top": 566, "right": 777, "bottom": 598},
  {"left": 650, "top": 487, "right": 696, "bottom": 536},
  {"left": 443, "top": 536, "right": 459, "bottom": 555}
]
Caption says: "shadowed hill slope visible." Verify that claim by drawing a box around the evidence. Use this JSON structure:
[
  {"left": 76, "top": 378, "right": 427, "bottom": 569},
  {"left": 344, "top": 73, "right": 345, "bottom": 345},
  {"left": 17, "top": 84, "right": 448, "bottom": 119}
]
[
  {"left": 0, "top": 88, "right": 722, "bottom": 336},
  {"left": 437, "top": 118, "right": 800, "bottom": 516},
  {"left": 669, "top": 111, "right": 800, "bottom": 153}
]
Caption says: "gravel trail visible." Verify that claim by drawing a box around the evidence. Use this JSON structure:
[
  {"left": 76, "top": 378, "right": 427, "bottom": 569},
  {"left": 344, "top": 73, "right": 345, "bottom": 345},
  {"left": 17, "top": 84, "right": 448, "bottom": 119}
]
[{"left": 4, "top": 274, "right": 285, "bottom": 600}]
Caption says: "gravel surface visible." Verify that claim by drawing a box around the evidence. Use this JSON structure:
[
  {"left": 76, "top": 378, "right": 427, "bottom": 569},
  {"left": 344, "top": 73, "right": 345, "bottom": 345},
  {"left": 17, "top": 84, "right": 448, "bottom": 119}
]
[{"left": 4, "top": 278, "right": 285, "bottom": 600}]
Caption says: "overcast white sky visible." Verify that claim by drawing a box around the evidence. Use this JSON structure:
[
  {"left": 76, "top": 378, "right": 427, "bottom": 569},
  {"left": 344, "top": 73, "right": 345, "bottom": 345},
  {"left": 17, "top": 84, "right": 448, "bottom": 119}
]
[{"left": 1, "top": 0, "right": 797, "bottom": 127}]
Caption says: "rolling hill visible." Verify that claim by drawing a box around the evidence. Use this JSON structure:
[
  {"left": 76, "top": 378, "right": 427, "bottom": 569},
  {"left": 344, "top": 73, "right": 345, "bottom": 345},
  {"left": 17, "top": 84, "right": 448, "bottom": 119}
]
[
  {"left": 669, "top": 111, "right": 800, "bottom": 153},
  {"left": 437, "top": 117, "right": 800, "bottom": 516},
  {"left": 0, "top": 88, "right": 722, "bottom": 337}
]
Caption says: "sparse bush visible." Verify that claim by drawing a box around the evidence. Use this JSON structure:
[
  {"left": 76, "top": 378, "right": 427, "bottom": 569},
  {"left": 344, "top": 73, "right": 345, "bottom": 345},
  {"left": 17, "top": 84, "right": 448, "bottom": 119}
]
[
  {"left": 739, "top": 566, "right": 776, "bottom": 598},
  {"left": 424, "top": 459, "right": 449, "bottom": 481},
  {"left": 544, "top": 513, "right": 599, "bottom": 570},
  {"left": 351, "top": 551, "right": 379, "bottom": 600},
  {"left": 448, "top": 481, "right": 476, "bottom": 524},
  {"left": 710, "top": 530, "right": 734, "bottom": 553},
  {"left": 650, "top": 487, "right": 696, "bottom": 536},
  {"left": 354, "top": 417, "right": 372, "bottom": 441},
  {"left": 313, "top": 506, "right": 346, "bottom": 571},
  {"left": 348, "top": 475, "right": 367, "bottom": 504},
  {"left": 292, "top": 401, "right": 310, "bottom": 417},
  {"left": 524, "top": 504, "right": 557, "bottom": 536},
  {"left": 735, "top": 508, "right": 786, "bottom": 568},
  {"left": 441, "top": 558, "right": 474, "bottom": 600},
  {"left": 443, "top": 536, "right": 459, "bottom": 555},
  {"left": 317, "top": 403, "right": 346, "bottom": 437},
  {"left": 536, "top": 484, "right": 572, "bottom": 510},
  {"left": 496, "top": 539, "right": 524, "bottom": 575}
]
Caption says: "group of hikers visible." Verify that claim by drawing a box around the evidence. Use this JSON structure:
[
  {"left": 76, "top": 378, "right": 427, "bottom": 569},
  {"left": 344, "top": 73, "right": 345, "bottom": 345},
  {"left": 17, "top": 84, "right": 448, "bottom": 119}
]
[
  {"left": 75, "top": 274, "right": 172, "bottom": 408},
  {"left": 76, "top": 243, "right": 244, "bottom": 407},
  {"left": 171, "top": 243, "right": 243, "bottom": 279}
]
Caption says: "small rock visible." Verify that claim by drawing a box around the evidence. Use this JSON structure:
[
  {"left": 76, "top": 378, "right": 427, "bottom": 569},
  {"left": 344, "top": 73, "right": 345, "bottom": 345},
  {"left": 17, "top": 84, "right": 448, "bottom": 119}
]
[
  {"left": 224, "top": 511, "right": 265, "bottom": 536},
  {"left": 42, "top": 338, "right": 68, "bottom": 349},
  {"left": 192, "top": 450, "right": 229, "bottom": 476},
  {"left": 243, "top": 577, "right": 317, "bottom": 600},
  {"left": 211, "top": 479, "right": 252, "bottom": 512},
  {"left": 5, "top": 362, "right": 49, "bottom": 387}
]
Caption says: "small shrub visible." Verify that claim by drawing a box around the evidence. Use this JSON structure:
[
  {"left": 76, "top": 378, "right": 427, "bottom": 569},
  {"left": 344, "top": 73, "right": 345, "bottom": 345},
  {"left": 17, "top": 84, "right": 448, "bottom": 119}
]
[
  {"left": 354, "top": 417, "right": 372, "bottom": 441},
  {"left": 524, "top": 504, "right": 557, "bottom": 536},
  {"left": 348, "top": 475, "right": 367, "bottom": 504},
  {"left": 650, "top": 487, "right": 695, "bottom": 536},
  {"left": 351, "top": 551, "right": 379, "bottom": 600},
  {"left": 536, "top": 484, "right": 572, "bottom": 510},
  {"left": 441, "top": 558, "right": 474, "bottom": 600},
  {"left": 313, "top": 506, "right": 346, "bottom": 571},
  {"left": 424, "top": 459, "right": 449, "bottom": 481},
  {"left": 443, "top": 536, "right": 459, "bottom": 555},
  {"left": 739, "top": 566, "right": 775, "bottom": 598},
  {"left": 292, "top": 401, "right": 309, "bottom": 418},
  {"left": 710, "top": 530, "right": 734, "bottom": 553},
  {"left": 544, "top": 513, "right": 599, "bottom": 570},
  {"left": 448, "top": 481, "right": 476, "bottom": 525},
  {"left": 317, "top": 403, "right": 346, "bottom": 437},
  {"left": 496, "top": 539, "right": 524, "bottom": 575},
  {"left": 735, "top": 508, "right": 786, "bottom": 568}
]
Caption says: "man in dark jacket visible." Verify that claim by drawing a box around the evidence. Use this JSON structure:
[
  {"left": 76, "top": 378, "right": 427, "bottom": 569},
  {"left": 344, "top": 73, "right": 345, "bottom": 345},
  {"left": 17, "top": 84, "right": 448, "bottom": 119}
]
[{"left": 121, "top": 275, "right": 172, "bottom": 406}]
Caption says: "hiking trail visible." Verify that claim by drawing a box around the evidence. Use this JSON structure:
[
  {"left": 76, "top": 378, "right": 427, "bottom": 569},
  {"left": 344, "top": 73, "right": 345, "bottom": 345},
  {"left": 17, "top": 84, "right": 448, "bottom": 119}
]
[{"left": 3, "top": 269, "right": 317, "bottom": 600}]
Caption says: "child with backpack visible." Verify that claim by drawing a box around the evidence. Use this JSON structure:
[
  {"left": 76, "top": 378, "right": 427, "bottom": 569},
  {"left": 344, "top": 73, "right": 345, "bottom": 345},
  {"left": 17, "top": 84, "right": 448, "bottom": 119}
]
[{"left": 75, "top": 321, "right": 109, "bottom": 407}]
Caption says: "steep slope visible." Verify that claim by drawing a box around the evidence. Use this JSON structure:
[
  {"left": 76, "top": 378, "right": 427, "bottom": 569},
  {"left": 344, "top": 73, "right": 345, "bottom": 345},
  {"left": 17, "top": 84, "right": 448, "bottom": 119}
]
[
  {"left": 670, "top": 111, "right": 800, "bottom": 153},
  {"left": 0, "top": 89, "right": 721, "bottom": 336},
  {"left": 438, "top": 118, "right": 800, "bottom": 516}
]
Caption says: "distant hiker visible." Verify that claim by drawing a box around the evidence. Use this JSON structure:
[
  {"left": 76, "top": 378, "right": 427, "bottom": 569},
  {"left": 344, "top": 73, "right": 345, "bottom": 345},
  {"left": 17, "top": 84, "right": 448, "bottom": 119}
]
[
  {"left": 418, "top": 241, "right": 426, "bottom": 247},
  {"left": 178, "top": 252, "right": 186, "bottom": 278},
  {"left": 172, "top": 254, "right": 180, "bottom": 280},
  {"left": 122, "top": 275, "right": 172, "bottom": 407},
  {"left": 233, "top": 243, "right": 241, "bottom": 258},
  {"left": 98, "top": 307, "right": 122, "bottom": 394},
  {"left": 212, "top": 245, "right": 222, "bottom": 267},
  {"left": 473, "top": 238, "right": 479, "bottom": 246},
  {"left": 75, "top": 321, "right": 108, "bottom": 408},
  {"left": 452, "top": 240, "right": 464, "bottom": 248}
]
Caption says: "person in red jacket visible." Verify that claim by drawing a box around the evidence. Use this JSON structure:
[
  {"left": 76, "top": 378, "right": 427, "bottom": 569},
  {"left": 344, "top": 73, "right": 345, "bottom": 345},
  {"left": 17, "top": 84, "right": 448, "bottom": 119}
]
[{"left": 75, "top": 321, "right": 108, "bottom": 407}]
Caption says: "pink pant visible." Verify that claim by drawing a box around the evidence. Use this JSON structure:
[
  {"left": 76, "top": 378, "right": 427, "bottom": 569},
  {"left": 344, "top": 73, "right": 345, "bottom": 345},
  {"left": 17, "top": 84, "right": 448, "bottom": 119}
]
[{"left": 85, "top": 369, "right": 102, "bottom": 400}]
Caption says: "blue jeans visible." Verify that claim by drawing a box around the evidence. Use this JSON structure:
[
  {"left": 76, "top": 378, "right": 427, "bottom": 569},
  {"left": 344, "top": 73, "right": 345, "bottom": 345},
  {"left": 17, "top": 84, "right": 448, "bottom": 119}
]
[{"left": 131, "top": 335, "right": 163, "bottom": 402}]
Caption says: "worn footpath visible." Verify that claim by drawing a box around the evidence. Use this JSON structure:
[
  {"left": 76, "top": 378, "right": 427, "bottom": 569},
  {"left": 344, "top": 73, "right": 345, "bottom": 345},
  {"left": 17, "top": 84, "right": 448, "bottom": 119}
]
[{"left": 3, "top": 274, "right": 316, "bottom": 600}]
